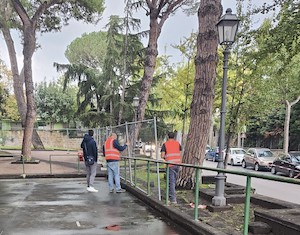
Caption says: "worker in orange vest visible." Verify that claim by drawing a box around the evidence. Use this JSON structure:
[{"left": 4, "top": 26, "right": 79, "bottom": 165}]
[
  {"left": 161, "top": 132, "right": 182, "bottom": 204},
  {"left": 104, "top": 133, "right": 127, "bottom": 193}
]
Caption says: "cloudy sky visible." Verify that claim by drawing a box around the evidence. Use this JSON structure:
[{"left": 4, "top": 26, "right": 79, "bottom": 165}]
[{"left": 0, "top": 0, "right": 267, "bottom": 84}]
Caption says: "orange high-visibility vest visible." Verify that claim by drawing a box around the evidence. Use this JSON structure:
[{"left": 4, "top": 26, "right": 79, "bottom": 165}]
[
  {"left": 105, "top": 137, "right": 120, "bottom": 161},
  {"left": 164, "top": 139, "right": 181, "bottom": 166}
]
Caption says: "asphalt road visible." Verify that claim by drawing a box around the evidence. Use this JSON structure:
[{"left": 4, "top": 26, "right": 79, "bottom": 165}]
[{"left": 203, "top": 160, "right": 300, "bottom": 205}]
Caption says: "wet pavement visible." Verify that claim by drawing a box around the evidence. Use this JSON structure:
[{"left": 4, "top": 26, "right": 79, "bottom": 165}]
[{"left": 0, "top": 178, "right": 190, "bottom": 235}]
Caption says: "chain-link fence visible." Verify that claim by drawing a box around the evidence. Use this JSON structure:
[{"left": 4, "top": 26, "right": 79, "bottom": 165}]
[
  {"left": 0, "top": 117, "right": 166, "bottom": 195},
  {"left": 97, "top": 118, "right": 160, "bottom": 159},
  {"left": 97, "top": 118, "right": 163, "bottom": 200}
]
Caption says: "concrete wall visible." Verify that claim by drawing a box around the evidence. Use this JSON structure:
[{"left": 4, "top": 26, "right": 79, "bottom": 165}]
[{"left": 0, "top": 130, "right": 83, "bottom": 150}]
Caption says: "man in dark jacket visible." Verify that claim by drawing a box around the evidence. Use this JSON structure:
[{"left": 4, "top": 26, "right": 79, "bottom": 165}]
[{"left": 81, "top": 129, "right": 98, "bottom": 192}]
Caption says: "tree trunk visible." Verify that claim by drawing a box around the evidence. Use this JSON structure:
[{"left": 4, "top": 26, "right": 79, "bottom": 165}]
[
  {"left": 2, "top": 28, "right": 27, "bottom": 122},
  {"left": 134, "top": 0, "right": 186, "bottom": 138},
  {"left": 177, "top": 0, "right": 222, "bottom": 189},
  {"left": 2, "top": 27, "right": 44, "bottom": 150},
  {"left": 283, "top": 96, "right": 300, "bottom": 153},
  {"left": 21, "top": 22, "right": 37, "bottom": 160},
  {"left": 137, "top": 16, "right": 160, "bottom": 124}
]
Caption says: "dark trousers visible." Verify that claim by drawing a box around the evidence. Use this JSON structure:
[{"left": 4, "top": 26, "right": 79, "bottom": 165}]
[{"left": 169, "top": 165, "right": 179, "bottom": 202}]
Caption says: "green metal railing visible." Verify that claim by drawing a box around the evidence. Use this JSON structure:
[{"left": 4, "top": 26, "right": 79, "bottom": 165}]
[{"left": 120, "top": 156, "right": 300, "bottom": 235}]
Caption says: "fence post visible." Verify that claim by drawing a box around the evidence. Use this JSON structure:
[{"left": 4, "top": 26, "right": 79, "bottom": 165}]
[
  {"left": 22, "top": 155, "right": 25, "bottom": 177},
  {"left": 67, "top": 128, "right": 69, "bottom": 151},
  {"left": 194, "top": 168, "right": 200, "bottom": 221},
  {"left": 166, "top": 164, "right": 169, "bottom": 205},
  {"left": 77, "top": 154, "right": 80, "bottom": 174},
  {"left": 49, "top": 155, "right": 52, "bottom": 175},
  {"left": 154, "top": 116, "right": 161, "bottom": 200},
  {"left": 134, "top": 159, "right": 137, "bottom": 186},
  {"left": 243, "top": 176, "right": 251, "bottom": 235},
  {"left": 125, "top": 122, "right": 133, "bottom": 185},
  {"left": 124, "top": 158, "right": 127, "bottom": 182},
  {"left": 147, "top": 161, "right": 151, "bottom": 195}
]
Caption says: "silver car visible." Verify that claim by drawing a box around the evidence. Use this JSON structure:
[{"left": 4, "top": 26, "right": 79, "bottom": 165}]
[{"left": 242, "top": 148, "right": 275, "bottom": 171}]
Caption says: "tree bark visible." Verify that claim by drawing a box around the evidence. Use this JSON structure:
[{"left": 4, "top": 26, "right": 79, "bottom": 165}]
[
  {"left": 2, "top": 26, "right": 44, "bottom": 150},
  {"left": 11, "top": 0, "right": 45, "bottom": 159},
  {"left": 283, "top": 96, "right": 300, "bottom": 153},
  {"left": 134, "top": 0, "right": 186, "bottom": 136},
  {"left": 20, "top": 23, "right": 36, "bottom": 159},
  {"left": 2, "top": 28, "right": 26, "bottom": 122},
  {"left": 137, "top": 11, "right": 160, "bottom": 126},
  {"left": 177, "top": 0, "right": 222, "bottom": 189}
]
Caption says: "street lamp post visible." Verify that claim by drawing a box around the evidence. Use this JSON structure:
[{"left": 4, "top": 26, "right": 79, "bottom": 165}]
[
  {"left": 132, "top": 96, "right": 139, "bottom": 155},
  {"left": 212, "top": 8, "right": 240, "bottom": 207}
]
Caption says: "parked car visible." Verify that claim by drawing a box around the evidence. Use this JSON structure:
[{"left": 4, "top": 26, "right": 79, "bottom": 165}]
[
  {"left": 242, "top": 148, "right": 275, "bottom": 171},
  {"left": 271, "top": 151, "right": 300, "bottom": 178},
  {"left": 227, "top": 147, "right": 246, "bottom": 166},
  {"left": 205, "top": 148, "right": 219, "bottom": 162}
]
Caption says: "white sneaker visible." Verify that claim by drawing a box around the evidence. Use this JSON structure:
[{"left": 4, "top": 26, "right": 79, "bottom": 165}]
[{"left": 87, "top": 186, "right": 98, "bottom": 192}]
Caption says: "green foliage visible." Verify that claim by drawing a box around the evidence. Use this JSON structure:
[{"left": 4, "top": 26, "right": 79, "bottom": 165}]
[
  {"left": 0, "top": 0, "right": 105, "bottom": 32},
  {"left": 65, "top": 31, "right": 107, "bottom": 68},
  {"left": 241, "top": 2, "right": 300, "bottom": 149},
  {"left": 56, "top": 14, "right": 145, "bottom": 127},
  {"left": 153, "top": 63, "right": 194, "bottom": 131},
  {"left": 33, "top": 0, "right": 105, "bottom": 33},
  {"left": 150, "top": 33, "right": 196, "bottom": 132},
  {"left": 0, "top": 82, "right": 9, "bottom": 117},
  {"left": 35, "top": 81, "right": 76, "bottom": 124},
  {"left": 102, "top": 15, "right": 144, "bottom": 87},
  {"left": 0, "top": 60, "right": 19, "bottom": 120},
  {"left": 259, "top": 1, "right": 300, "bottom": 61},
  {"left": 4, "top": 95, "right": 20, "bottom": 121},
  {"left": 79, "top": 110, "right": 111, "bottom": 128}
]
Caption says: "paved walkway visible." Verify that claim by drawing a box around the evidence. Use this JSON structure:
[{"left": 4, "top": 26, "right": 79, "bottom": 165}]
[
  {"left": 0, "top": 151, "right": 190, "bottom": 235},
  {"left": 0, "top": 150, "right": 90, "bottom": 176},
  {"left": 0, "top": 178, "right": 189, "bottom": 235}
]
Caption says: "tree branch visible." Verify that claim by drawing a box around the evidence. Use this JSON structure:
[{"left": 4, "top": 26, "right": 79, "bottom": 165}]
[
  {"left": 146, "top": 0, "right": 154, "bottom": 9},
  {"left": 290, "top": 95, "right": 300, "bottom": 107},
  {"left": 157, "top": 0, "right": 167, "bottom": 12},
  {"left": 32, "top": 0, "right": 63, "bottom": 28},
  {"left": 158, "top": 0, "right": 185, "bottom": 28},
  {"left": 11, "top": 0, "right": 31, "bottom": 26}
]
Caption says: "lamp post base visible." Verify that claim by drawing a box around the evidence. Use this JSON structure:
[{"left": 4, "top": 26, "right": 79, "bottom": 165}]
[
  {"left": 207, "top": 204, "right": 233, "bottom": 212},
  {"left": 212, "top": 195, "right": 226, "bottom": 207},
  {"left": 212, "top": 173, "right": 227, "bottom": 206}
]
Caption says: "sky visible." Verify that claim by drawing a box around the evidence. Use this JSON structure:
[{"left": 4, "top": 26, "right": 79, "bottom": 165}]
[{"left": 0, "top": 0, "right": 266, "bottom": 84}]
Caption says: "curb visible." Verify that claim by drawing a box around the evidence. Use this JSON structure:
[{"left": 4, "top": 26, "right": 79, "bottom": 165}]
[
  {"left": 0, "top": 172, "right": 107, "bottom": 179},
  {"left": 122, "top": 182, "right": 227, "bottom": 235}
]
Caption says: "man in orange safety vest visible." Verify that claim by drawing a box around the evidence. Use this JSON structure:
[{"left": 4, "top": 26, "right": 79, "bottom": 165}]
[
  {"left": 104, "top": 133, "right": 128, "bottom": 193},
  {"left": 161, "top": 132, "right": 182, "bottom": 204}
]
